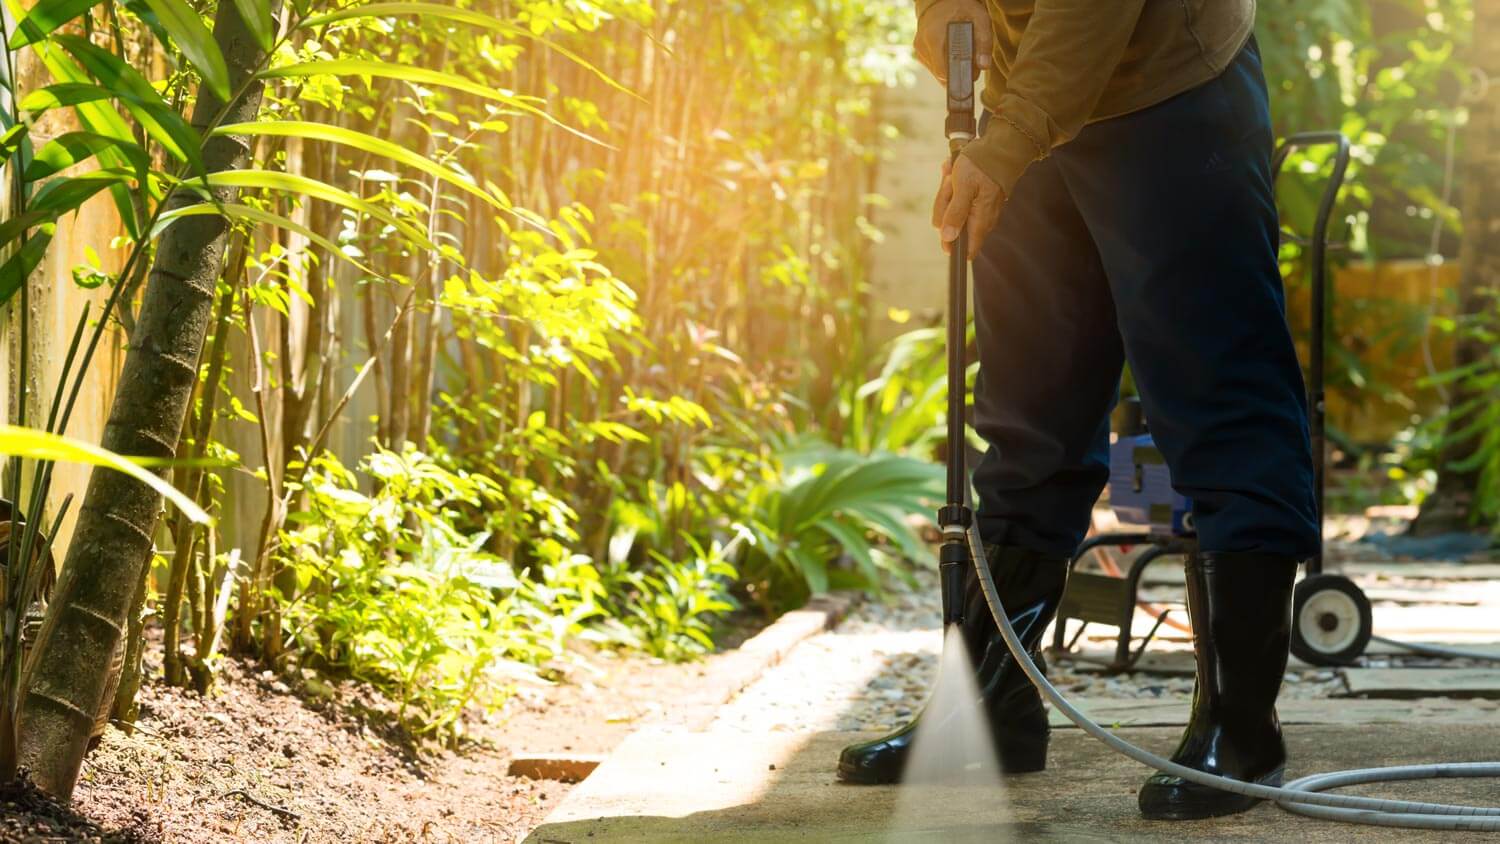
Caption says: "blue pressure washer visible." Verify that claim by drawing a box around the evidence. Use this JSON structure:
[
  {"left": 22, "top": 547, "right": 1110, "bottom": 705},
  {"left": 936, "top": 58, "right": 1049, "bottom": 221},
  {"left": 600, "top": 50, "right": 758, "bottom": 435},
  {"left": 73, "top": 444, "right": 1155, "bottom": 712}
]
[{"left": 1049, "top": 130, "right": 1374, "bottom": 671}]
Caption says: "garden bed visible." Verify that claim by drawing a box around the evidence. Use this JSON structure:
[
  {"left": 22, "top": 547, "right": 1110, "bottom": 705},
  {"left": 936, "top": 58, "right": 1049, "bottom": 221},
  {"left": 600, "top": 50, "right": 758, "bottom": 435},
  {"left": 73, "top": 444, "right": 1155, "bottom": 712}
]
[{"left": 1, "top": 617, "right": 784, "bottom": 843}]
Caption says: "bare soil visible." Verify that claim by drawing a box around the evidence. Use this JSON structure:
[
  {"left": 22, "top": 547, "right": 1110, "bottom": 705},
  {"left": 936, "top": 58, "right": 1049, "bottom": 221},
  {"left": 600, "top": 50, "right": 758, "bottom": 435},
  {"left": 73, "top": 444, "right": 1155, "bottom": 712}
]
[{"left": 4, "top": 622, "right": 761, "bottom": 844}]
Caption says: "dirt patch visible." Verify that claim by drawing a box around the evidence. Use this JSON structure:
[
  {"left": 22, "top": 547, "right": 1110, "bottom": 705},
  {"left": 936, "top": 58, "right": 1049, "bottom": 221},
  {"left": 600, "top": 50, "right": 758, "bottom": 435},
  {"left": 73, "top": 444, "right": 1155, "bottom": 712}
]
[
  {"left": 1, "top": 776, "right": 145, "bottom": 843},
  {"left": 6, "top": 620, "right": 763, "bottom": 844}
]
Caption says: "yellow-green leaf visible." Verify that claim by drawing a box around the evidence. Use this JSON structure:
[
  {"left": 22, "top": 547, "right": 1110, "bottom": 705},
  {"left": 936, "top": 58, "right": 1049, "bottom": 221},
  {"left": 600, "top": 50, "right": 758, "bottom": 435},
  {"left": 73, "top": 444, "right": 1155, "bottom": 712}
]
[
  {"left": 296, "top": 2, "right": 638, "bottom": 100},
  {"left": 229, "top": 0, "right": 275, "bottom": 50},
  {"left": 181, "top": 169, "right": 436, "bottom": 251},
  {"left": 150, "top": 201, "right": 381, "bottom": 279},
  {"left": 8, "top": 0, "right": 103, "bottom": 47},
  {"left": 143, "top": 0, "right": 231, "bottom": 101},
  {"left": 260, "top": 60, "right": 609, "bottom": 148},
  {"left": 0, "top": 425, "right": 211, "bottom": 524},
  {"left": 214, "top": 121, "right": 513, "bottom": 218}
]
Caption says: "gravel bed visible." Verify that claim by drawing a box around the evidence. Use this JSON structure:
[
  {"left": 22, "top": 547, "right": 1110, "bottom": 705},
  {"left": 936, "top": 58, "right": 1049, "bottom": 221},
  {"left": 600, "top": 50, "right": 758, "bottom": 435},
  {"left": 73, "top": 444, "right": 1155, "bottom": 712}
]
[{"left": 714, "top": 532, "right": 1494, "bottom": 736}]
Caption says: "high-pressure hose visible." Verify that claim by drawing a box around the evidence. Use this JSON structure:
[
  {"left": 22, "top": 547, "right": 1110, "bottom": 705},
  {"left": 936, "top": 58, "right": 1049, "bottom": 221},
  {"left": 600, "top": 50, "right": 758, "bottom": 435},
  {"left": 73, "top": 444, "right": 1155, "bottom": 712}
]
[
  {"left": 936, "top": 20, "right": 1500, "bottom": 828},
  {"left": 966, "top": 525, "right": 1500, "bottom": 829}
]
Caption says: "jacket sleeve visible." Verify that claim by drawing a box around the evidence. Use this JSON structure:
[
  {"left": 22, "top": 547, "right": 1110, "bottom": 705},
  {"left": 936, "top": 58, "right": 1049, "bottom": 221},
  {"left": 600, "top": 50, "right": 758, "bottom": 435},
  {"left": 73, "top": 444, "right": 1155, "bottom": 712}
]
[{"left": 961, "top": 0, "right": 1147, "bottom": 196}]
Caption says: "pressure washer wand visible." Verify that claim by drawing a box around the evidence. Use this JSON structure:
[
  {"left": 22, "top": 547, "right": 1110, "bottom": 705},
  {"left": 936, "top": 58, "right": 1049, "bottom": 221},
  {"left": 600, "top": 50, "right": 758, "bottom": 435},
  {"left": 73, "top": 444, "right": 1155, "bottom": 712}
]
[{"left": 939, "top": 21, "right": 977, "bottom": 629}]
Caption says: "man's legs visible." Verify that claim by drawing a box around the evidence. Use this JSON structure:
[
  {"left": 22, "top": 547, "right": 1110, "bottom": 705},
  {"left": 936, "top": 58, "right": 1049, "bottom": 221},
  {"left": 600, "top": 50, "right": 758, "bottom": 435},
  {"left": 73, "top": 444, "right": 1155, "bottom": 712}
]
[
  {"left": 1057, "top": 38, "right": 1318, "bottom": 819},
  {"left": 969, "top": 152, "right": 1123, "bottom": 557},
  {"left": 1056, "top": 38, "right": 1319, "bottom": 557},
  {"left": 839, "top": 146, "right": 1124, "bottom": 784}
]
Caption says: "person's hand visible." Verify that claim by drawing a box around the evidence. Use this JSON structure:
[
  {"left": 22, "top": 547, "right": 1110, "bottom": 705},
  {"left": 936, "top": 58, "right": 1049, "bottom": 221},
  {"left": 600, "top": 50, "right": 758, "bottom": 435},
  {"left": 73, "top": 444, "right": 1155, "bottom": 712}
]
[
  {"left": 913, "top": 0, "right": 992, "bottom": 83},
  {"left": 932, "top": 153, "right": 1003, "bottom": 257}
]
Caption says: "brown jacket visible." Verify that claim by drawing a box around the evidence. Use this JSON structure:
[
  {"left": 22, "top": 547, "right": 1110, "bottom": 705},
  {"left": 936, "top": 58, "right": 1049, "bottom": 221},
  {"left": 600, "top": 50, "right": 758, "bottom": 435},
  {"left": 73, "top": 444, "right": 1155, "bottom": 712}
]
[{"left": 919, "top": 0, "right": 1256, "bottom": 195}]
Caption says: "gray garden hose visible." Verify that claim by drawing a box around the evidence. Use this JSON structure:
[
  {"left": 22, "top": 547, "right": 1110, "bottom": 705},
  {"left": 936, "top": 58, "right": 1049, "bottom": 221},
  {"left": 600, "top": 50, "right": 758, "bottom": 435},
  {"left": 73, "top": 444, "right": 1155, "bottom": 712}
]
[{"left": 963, "top": 495, "right": 1500, "bottom": 830}]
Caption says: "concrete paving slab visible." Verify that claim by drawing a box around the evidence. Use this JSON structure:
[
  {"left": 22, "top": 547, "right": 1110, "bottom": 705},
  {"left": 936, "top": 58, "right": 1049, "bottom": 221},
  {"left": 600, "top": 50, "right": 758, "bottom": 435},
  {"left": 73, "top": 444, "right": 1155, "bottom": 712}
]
[
  {"left": 1367, "top": 605, "right": 1500, "bottom": 637},
  {"left": 666, "top": 591, "right": 859, "bottom": 729},
  {"left": 1343, "top": 667, "right": 1500, "bottom": 699},
  {"left": 1363, "top": 587, "right": 1482, "bottom": 605},
  {"left": 1341, "top": 562, "right": 1500, "bottom": 580},
  {"left": 528, "top": 724, "right": 1500, "bottom": 842},
  {"left": 1068, "top": 640, "right": 1500, "bottom": 674},
  {"left": 1049, "top": 697, "right": 1496, "bottom": 728}
]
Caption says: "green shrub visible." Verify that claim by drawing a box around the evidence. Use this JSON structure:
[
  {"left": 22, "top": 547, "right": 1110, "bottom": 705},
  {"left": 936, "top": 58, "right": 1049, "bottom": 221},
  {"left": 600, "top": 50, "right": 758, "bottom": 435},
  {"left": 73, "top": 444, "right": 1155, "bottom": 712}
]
[
  {"left": 840, "top": 326, "right": 965, "bottom": 457},
  {"left": 588, "top": 536, "right": 741, "bottom": 662},
  {"left": 738, "top": 438, "right": 942, "bottom": 612},
  {"left": 275, "top": 446, "right": 559, "bottom": 741}
]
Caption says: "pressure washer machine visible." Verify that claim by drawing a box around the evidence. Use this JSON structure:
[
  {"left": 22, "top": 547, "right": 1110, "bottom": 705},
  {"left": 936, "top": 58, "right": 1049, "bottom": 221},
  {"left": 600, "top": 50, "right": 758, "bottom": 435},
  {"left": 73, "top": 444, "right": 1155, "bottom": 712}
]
[{"left": 1047, "top": 131, "right": 1376, "bottom": 672}]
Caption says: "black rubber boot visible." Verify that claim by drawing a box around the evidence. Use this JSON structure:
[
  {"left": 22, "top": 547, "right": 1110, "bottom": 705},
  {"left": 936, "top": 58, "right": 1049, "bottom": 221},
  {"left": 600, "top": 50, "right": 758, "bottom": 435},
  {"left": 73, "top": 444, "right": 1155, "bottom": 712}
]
[
  {"left": 837, "top": 545, "right": 1068, "bottom": 784},
  {"left": 1138, "top": 551, "right": 1300, "bottom": 820}
]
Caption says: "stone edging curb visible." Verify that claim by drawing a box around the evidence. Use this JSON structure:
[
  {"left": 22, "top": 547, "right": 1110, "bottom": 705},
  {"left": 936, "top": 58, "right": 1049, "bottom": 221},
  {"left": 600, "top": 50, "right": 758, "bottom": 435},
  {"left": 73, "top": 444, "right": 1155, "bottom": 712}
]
[
  {"left": 512, "top": 591, "right": 861, "bottom": 784},
  {"left": 673, "top": 590, "right": 861, "bottom": 730}
]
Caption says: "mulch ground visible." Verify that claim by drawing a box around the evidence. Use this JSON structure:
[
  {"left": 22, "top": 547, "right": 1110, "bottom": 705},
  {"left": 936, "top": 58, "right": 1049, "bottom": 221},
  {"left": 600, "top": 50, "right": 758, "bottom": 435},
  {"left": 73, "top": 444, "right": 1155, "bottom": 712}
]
[{"left": 4, "top": 621, "right": 760, "bottom": 844}]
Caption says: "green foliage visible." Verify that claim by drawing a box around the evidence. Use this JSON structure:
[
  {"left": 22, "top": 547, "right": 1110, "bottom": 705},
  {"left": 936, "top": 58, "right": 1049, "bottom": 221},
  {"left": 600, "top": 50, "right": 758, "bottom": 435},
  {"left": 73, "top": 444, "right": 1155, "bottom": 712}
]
[
  {"left": 1256, "top": 0, "right": 1472, "bottom": 456},
  {"left": 1258, "top": 0, "right": 1471, "bottom": 259},
  {"left": 416, "top": 0, "right": 928, "bottom": 658},
  {"left": 590, "top": 537, "right": 740, "bottom": 662},
  {"left": 1402, "top": 291, "right": 1500, "bottom": 523},
  {"left": 839, "top": 326, "right": 970, "bottom": 457},
  {"left": 738, "top": 438, "right": 941, "bottom": 612},
  {"left": 2, "top": 0, "right": 933, "bottom": 754},
  {"left": 274, "top": 446, "right": 549, "bottom": 739}
]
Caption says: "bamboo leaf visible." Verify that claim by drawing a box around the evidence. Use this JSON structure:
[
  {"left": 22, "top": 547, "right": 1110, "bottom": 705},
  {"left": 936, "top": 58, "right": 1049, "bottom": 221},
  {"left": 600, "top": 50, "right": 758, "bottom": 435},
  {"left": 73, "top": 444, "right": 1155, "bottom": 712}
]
[
  {"left": 8, "top": 0, "right": 102, "bottom": 47},
  {"left": 183, "top": 169, "right": 436, "bottom": 251},
  {"left": 18, "top": 81, "right": 114, "bottom": 112},
  {"left": 122, "top": 0, "right": 174, "bottom": 49},
  {"left": 0, "top": 224, "right": 54, "bottom": 305},
  {"left": 296, "top": 2, "right": 638, "bottom": 99},
  {"left": 109, "top": 181, "right": 143, "bottom": 238},
  {"left": 229, "top": 0, "right": 275, "bottom": 50},
  {"left": 260, "top": 60, "right": 610, "bottom": 147},
  {"left": 150, "top": 202, "right": 381, "bottom": 278},
  {"left": 0, "top": 121, "right": 28, "bottom": 161},
  {"left": 0, "top": 424, "right": 211, "bottom": 524},
  {"left": 26, "top": 131, "right": 152, "bottom": 181},
  {"left": 50, "top": 36, "right": 207, "bottom": 177},
  {"left": 27, "top": 45, "right": 139, "bottom": 159},
  {"left": 0, "top": 210, "right": 56, "bottom": 247},
  {"left": 142, "top": 0, "right": 231, "bottom": 101},
  {"left": 29, "top": 167, "right": 135, "bottom": 215},
  {"left": 52, "top": 34, "right": 161, "bottom": 100},
  {"left": 215, "top": 121, "right": 513, "bottom": 216}
]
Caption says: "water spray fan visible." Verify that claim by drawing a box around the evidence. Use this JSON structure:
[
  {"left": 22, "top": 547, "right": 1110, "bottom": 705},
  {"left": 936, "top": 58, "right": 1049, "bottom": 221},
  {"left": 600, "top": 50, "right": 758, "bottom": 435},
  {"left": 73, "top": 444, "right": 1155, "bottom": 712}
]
[{"left": 940, "top": 20, "right": 1500, "bottom": 829}]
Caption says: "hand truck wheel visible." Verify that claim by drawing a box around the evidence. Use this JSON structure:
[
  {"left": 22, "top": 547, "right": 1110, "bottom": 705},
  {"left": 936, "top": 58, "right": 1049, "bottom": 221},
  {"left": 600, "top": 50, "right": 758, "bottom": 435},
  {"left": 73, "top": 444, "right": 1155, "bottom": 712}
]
[{"left": 1290, "top": 573, "right": 1373, "bottom": 666}]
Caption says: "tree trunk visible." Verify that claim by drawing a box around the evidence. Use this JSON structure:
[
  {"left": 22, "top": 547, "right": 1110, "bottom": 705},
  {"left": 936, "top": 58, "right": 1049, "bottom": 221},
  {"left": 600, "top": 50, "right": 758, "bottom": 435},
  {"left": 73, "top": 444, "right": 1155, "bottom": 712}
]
[
  {"left": 17, "top": 0, "right": 281, "bottom": 798},
  {"left": 1412, "top": 7, "right": 1500, "bottom": 536}
]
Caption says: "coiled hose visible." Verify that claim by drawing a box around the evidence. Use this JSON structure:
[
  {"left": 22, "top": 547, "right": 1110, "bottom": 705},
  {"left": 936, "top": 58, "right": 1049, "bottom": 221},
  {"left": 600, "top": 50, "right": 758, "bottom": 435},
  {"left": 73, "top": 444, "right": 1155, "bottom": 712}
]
[{"left": 963, "top": 491, "right": 1500, "bottom": 830}]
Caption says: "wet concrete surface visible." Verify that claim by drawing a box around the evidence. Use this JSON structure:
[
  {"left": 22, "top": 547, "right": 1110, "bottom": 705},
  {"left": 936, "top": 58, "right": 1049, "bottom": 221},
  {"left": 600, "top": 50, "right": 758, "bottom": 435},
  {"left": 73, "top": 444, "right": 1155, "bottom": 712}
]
[{"left": 527, "top": 722, "right": 1500, "bottom": 842}]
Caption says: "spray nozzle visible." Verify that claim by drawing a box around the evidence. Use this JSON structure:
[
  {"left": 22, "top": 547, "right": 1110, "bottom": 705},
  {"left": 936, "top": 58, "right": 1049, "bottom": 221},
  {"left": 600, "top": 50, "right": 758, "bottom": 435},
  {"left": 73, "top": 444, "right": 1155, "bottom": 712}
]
[{"left": 939, "top": 539, "right": 969, "bottom": 627}]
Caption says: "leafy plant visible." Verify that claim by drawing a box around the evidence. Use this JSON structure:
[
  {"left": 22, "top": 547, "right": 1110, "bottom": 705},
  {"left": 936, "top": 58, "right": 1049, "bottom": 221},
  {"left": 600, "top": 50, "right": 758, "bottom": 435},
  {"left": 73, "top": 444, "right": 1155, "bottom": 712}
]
[
  {"left": 739, "top": 438, "right": 941, "bottom": 613},
  {"left": 839, "top": 325, "right": 975, "bottom": 457},
  {"left": 1403, "top": 290, "right": 1500, "bottom": 524},
  {"left": 274, "top": 446, "right": 551, "bottom": 742},
  {"left": 3, "top": 0, "right": 924, "bottom": 790},
  {"left": 591, "top": 536, "right": 740, "bottom": 662}
]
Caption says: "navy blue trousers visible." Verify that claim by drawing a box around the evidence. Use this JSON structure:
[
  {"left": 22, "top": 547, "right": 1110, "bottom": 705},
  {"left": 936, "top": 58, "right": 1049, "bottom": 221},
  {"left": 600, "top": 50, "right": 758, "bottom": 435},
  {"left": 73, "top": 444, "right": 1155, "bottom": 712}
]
[{"left": 970, "top": 39, "right": 1320, "bottom": 560}]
